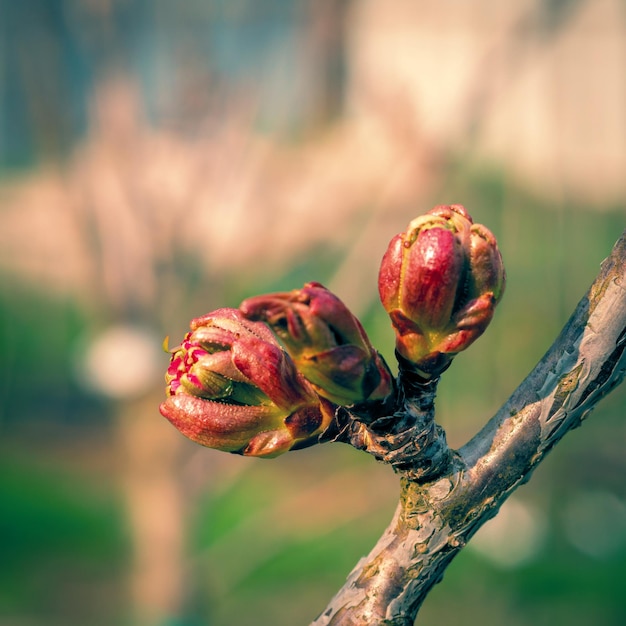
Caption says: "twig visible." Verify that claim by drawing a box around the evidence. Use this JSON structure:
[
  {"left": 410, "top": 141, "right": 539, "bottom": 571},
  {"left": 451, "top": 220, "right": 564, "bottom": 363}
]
[{"left": 312, "top": 230, "right": 626, "bottom": 625}]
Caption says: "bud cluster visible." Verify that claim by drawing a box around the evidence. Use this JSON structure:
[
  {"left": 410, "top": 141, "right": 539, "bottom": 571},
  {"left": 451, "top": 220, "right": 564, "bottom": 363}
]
[
  {"left": 160, "top": 204, "right": 505, "bottom": 457},
  {"left": 160, "top": 287, "right": 393, "bottom": 457}
]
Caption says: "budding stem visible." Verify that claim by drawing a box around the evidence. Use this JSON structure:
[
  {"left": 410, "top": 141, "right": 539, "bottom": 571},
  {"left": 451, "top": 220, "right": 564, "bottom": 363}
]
[
  {"left": 391, "top": 361, "right": 454, "bottom": 482},
  {"left": 326, "top": 356, "right": 454, "bottom": 483}
]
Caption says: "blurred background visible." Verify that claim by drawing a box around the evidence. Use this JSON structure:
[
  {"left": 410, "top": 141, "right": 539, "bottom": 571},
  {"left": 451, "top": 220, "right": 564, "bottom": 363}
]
[{"left": 0, "top": 0, "right": 625, "bottom": 625}]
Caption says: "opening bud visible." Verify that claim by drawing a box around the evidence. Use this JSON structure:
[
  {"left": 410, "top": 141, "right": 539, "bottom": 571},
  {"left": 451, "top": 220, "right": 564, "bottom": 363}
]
[
  {"left": 378, "top": 205, "right": 505, "bottom": 377},
  {"left": 160, "top": 308, "right": 333, "bottom": 457}
]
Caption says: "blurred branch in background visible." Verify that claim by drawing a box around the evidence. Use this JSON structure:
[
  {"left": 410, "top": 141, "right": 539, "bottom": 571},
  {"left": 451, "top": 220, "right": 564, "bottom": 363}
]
[{"left": 0, "top": 1, "right": 625, "bottom": 625}]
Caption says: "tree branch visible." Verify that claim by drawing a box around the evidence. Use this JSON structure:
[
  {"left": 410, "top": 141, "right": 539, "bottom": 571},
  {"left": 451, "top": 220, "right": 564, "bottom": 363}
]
[{"left": 312, "top": 230, "right": 626, "bottom": 625}]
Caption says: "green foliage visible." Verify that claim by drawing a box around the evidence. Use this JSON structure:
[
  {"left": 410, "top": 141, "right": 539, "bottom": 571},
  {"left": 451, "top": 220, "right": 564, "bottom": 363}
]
[{"left": 0, "top": 452, "right": 128, "bottom": 626}]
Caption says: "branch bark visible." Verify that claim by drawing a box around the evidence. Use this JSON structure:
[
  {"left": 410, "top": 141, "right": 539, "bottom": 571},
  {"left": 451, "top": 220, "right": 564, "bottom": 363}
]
[{"left": 312, "top": 230, "right": 626, "bottom": 625}]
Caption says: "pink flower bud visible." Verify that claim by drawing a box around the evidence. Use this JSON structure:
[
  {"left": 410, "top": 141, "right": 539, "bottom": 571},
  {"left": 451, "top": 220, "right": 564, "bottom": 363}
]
[
  {"left": 240, "top": 282, "right": 393, "bottom": 406},
  {"left": 160, "top": 308, "right": 333, "bottom": 457},
  {"left": 378, "top": 205, "right": 505, "bottom": 376}
]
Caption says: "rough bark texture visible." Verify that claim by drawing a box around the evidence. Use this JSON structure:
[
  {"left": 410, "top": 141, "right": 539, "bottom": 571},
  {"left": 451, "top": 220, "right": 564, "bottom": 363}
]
[{"left": 312, "top": 231, "right": 626, "bottom": 625}]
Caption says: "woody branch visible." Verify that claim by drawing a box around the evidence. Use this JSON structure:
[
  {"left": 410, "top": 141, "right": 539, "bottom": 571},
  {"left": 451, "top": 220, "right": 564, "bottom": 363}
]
[{"left": 312, "top": 231, "right": 626, "bottom": 625}]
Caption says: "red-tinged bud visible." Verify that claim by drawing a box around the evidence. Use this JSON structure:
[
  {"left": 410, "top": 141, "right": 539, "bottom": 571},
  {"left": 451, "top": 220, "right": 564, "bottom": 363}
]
[
  {"left": 378, "top": 205, "right": 505, "bottom": 377},
  {"left": 160, "top": 308, "right": 334, "bottom": 457},
  {"left": 240, "top": 282, "right": 394, "bottom": 406}
]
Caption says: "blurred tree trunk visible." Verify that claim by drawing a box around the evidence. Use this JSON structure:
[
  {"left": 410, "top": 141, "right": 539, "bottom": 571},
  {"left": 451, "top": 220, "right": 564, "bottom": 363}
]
[
  {"left": 117, "top": 395, "right": 186, "bottom": 625},
  {"left": 301, "top": 0, "right": 352, "bottom": 126}
]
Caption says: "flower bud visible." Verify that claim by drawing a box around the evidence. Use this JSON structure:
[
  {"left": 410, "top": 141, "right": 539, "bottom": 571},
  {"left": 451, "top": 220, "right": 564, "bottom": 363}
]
[
  {"left": 240, "top": 282, "right": 394, "bottom": 406},
  {"left": 160, "top": 308, "right": 334, "bottom": 457},
  {"left": 378, "top": 205, "right": 505, "bottom": 377}
]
